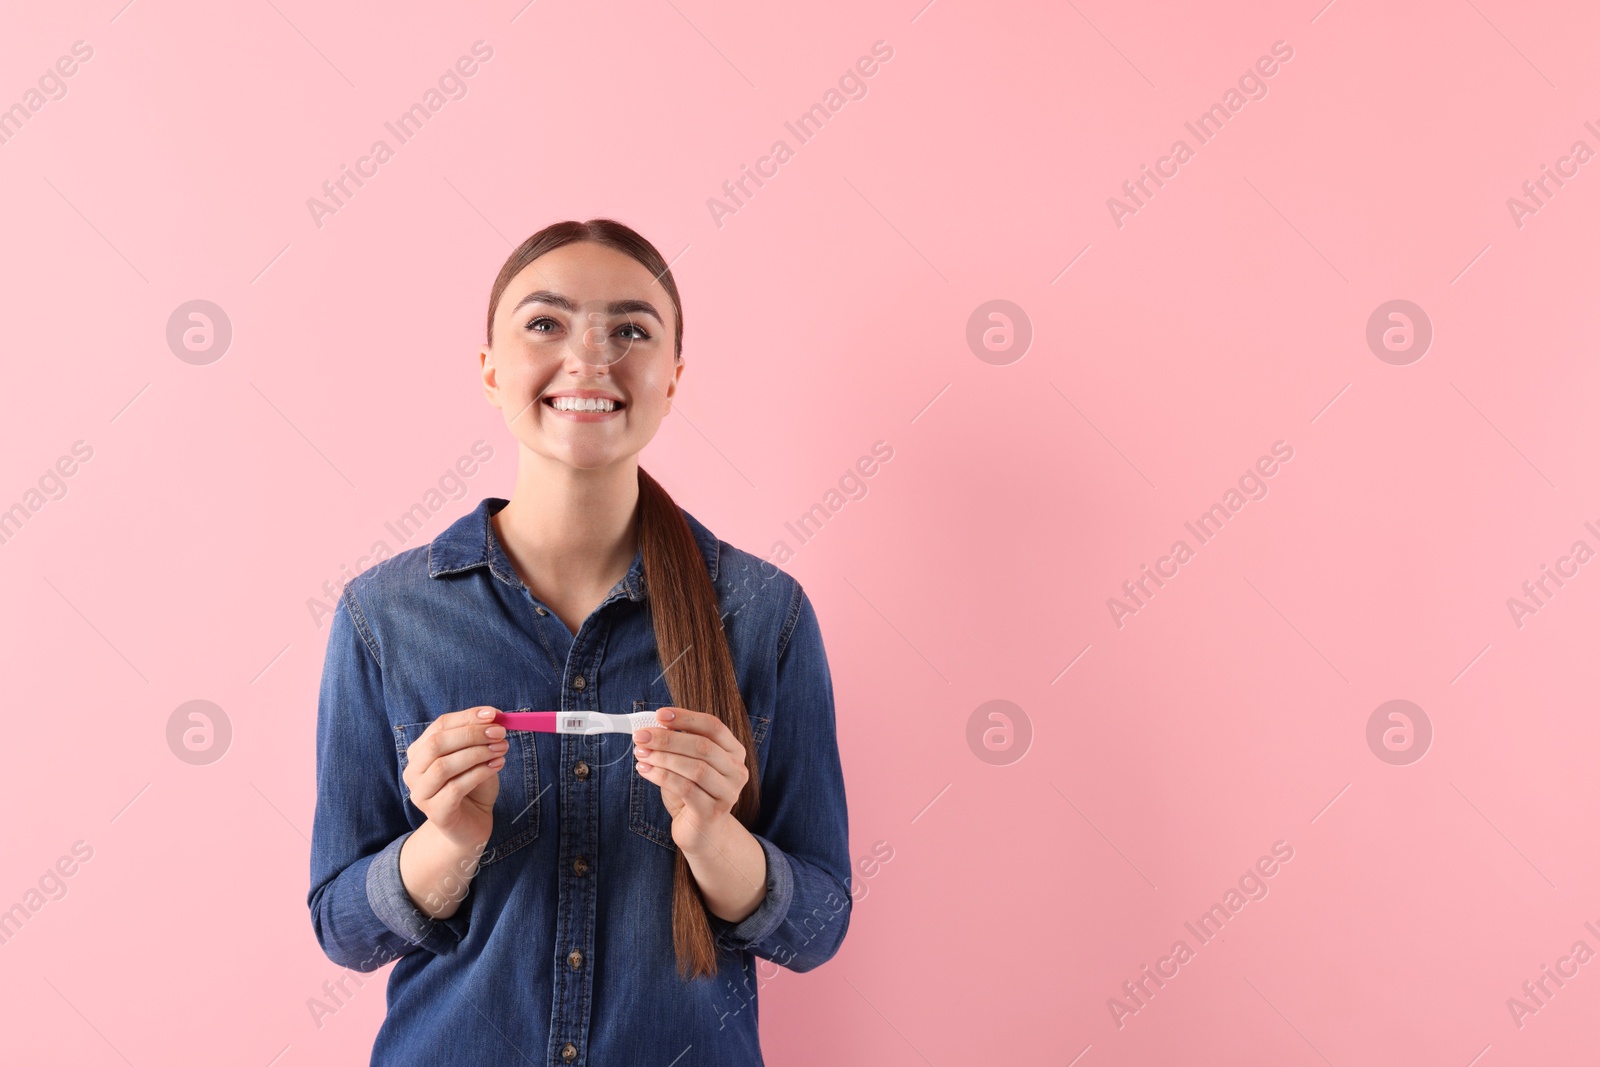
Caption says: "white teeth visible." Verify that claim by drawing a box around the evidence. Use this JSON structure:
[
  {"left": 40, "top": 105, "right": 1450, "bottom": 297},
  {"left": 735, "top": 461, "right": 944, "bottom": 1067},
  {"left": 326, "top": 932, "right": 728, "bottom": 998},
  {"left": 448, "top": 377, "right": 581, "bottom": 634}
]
[{"left": 550, "top": 396, "right": 617, "bottom": 412}]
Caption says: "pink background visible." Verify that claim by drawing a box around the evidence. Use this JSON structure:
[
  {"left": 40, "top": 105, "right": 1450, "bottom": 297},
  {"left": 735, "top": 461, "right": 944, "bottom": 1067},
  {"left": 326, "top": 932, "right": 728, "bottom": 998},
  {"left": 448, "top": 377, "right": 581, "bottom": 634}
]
[{"left": 3, "top": 0, "right": 1598, "bottom": 1063}]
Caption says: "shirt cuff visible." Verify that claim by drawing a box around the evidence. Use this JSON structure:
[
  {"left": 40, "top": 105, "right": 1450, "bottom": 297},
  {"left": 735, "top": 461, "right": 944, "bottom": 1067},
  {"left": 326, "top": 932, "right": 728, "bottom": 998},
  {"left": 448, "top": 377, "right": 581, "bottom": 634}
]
[
  {"left": 366, "top": 830, "right": 473, "bottom": 955},
  {"left": 708, "top": 833, "right": 794, "bottom": 951}
]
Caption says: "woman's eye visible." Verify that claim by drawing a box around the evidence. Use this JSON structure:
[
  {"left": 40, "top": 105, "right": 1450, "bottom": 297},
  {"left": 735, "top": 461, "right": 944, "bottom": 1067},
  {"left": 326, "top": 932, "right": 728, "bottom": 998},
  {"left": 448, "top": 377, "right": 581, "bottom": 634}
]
[{"left": 525, "top": 317, "right": 648, "bottom": 340}]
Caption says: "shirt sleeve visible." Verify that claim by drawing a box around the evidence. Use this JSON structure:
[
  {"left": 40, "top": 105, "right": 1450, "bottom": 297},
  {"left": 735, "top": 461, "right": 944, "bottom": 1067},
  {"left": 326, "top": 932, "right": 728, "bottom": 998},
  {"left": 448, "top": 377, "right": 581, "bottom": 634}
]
[
  {"left": 706, "top": 582, "right": 852, "bottom": 972},
  {"left": 307, "top": 588, "right": 476, "bottom": 971}
]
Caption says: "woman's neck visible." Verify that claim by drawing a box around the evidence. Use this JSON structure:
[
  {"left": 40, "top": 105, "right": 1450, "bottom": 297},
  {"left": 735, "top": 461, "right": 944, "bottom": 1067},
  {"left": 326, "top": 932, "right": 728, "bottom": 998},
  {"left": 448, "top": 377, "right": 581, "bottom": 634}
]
[{"left": 492, "top": 448, "right": 641, "bottom": 606}]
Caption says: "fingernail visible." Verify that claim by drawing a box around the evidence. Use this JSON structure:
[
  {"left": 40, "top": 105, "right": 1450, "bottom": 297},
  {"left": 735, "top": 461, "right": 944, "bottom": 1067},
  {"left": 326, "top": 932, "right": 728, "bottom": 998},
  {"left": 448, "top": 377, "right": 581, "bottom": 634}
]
[
  {"left": 633, "top": 729, "right": 650, "bottom": 742},
  {"left": 659, "top": 708, "right": 676, "bottom": 721},
  {"left": 479, "top": 708, "right": 495, "bottom": 720}
]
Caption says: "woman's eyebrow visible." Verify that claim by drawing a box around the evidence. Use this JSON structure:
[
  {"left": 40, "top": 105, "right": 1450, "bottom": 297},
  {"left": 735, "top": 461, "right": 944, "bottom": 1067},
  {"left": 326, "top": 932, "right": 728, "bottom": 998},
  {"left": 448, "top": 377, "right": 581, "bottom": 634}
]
[{"left": 512, "top": 289, "right": 663, "bottom": 324}]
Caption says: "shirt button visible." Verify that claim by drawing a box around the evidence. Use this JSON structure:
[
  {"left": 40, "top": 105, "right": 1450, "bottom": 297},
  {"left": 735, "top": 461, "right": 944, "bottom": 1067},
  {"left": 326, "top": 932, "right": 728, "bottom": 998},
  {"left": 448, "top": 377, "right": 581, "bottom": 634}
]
[
  {"left": 535, "top": 605, "right": 548, "bottom": 616},
  {"left": 573, "top": 761, "right": 589, "bottom": 780},
  {"left": 572, "top": 674, "right": 586, "bottom": 690},
  {"left": 568, "top": 949, "right": 583, "bottom": 970},
  {"left": 560, "top": 1042, "right": 577, "bottom": 1062},
  {"left": 572, "top": 856, "right": 589, "bottom": 876}
]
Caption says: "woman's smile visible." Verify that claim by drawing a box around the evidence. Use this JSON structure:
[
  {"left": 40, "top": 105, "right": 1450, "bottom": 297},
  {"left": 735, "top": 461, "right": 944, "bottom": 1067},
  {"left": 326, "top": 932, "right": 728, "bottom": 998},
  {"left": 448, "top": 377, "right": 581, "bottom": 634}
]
[{"left": 541, "top": 389, "right": 628, "bottom": 422}]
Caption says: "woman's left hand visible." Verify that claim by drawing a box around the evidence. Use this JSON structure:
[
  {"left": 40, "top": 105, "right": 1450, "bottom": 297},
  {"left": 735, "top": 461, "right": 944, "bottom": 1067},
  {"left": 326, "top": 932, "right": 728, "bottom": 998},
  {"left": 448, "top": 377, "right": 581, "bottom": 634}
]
[{"left": 633, "top": 707, "right": 749, "bottom": 850}]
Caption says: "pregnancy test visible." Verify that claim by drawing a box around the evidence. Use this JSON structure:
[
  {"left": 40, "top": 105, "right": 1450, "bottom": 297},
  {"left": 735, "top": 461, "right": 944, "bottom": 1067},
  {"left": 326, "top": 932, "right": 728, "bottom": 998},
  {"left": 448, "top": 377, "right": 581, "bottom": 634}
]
[{"left": 494, "top": 710, "right": 666, "bottom": 735}]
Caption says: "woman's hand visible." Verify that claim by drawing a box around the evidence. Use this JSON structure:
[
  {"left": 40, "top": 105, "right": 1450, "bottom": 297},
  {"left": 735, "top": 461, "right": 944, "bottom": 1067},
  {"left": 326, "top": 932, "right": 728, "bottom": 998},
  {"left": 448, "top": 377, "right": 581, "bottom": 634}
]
[
  {"left": 633, "top": 707, "right": 749, "bottom": 852},
  {"left": 402, "top": 706, "right": 509, "bottom": 851}
]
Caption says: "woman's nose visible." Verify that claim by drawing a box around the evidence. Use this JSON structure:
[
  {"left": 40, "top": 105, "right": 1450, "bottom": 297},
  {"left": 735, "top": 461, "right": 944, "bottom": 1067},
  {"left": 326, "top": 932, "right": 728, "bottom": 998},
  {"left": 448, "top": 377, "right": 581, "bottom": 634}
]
[{"left": 568, "top": 311, "right": 626, "bottom": 366}]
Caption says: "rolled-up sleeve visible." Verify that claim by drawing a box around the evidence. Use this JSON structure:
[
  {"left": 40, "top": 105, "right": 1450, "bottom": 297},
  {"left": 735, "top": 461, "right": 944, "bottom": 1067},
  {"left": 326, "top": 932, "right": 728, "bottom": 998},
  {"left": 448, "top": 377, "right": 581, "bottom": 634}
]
[
  {"left": 707, "top": 583, "right": 851, "bottom": 972},
  {"left": 307, "top": 589, "right": 474, "bottom": 971}
]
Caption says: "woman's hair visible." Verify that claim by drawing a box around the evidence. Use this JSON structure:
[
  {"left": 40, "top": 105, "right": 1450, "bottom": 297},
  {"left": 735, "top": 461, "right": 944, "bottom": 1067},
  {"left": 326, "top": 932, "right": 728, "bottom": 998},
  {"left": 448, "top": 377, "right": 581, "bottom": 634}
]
[{"left": 485, "top": 220, "right": 760, "bottom": 980}]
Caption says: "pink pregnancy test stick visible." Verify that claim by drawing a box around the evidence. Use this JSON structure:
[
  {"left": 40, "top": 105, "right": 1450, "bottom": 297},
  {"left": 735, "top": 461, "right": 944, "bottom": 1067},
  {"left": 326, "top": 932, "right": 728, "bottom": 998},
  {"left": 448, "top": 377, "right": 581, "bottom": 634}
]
[{"left": 495, "top": 710, "right": 666, "bottom": 735}]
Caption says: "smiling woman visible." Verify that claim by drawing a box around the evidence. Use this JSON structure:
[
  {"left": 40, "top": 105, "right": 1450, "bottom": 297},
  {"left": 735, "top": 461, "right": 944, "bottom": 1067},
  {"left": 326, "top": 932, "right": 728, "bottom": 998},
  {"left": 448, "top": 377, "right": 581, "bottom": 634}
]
[{"left": 308, "top": 219, "right": 853, "bottom": 1066}]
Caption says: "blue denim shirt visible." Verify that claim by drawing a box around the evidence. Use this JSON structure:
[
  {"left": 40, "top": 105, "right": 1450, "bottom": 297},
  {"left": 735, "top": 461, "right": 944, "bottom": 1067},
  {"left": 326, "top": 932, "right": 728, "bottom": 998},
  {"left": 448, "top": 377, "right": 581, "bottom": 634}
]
[{"left": 308, "top": 497, "right": 852, "bottom": 1065}]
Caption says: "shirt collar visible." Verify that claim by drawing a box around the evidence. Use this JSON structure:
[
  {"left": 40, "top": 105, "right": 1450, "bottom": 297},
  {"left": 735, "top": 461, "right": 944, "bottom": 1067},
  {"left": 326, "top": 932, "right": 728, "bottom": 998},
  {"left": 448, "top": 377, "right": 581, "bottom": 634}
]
[{"left": 428, "top": 496, "right": 720, "bottom": 601}]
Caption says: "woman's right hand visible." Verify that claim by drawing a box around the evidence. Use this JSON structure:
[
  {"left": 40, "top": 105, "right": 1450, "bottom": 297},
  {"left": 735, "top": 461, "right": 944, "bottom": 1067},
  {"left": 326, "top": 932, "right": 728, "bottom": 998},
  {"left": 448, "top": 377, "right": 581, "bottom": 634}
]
[{"left": 401, "top": 706, "right": 509, "bottom": 852}]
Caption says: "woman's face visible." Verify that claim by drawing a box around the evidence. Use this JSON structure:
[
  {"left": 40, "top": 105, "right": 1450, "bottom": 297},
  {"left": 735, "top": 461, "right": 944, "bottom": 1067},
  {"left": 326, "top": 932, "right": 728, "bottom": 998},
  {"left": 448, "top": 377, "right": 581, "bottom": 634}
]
[{"left": 480, "top": 240, "right": 683, "bottom": 471}]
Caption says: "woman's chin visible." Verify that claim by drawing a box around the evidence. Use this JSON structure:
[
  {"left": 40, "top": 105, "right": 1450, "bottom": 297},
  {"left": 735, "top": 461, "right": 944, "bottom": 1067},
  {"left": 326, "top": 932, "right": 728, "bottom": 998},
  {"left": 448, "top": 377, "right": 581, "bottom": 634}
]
[{"left": 525, "top": 441, "right": 642, "bottom": 471}]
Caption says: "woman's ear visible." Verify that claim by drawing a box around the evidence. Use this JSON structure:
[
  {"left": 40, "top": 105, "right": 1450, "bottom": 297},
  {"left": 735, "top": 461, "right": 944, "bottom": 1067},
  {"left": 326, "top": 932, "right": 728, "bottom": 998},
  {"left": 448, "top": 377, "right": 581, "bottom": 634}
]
[
  {"left": 664, "top": 351, "right": 684, "bottom": 412},
  {"left": 479, "top": 345, "right": 501, "bottom": 408}
]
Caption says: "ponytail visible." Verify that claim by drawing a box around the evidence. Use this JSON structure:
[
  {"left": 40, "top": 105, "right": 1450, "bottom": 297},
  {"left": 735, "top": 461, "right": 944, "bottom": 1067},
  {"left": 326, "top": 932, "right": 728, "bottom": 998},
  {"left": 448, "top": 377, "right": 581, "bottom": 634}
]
[{"left": 637, "top": 466, "right": 762, "bottom": 979}]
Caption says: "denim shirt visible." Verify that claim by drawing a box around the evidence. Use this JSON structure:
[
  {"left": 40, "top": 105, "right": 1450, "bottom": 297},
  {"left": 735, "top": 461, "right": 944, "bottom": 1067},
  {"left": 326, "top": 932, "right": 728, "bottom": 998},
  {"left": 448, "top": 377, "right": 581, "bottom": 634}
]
[{"left": 308, "top": 497, "right": 851, "bottom": 1065}]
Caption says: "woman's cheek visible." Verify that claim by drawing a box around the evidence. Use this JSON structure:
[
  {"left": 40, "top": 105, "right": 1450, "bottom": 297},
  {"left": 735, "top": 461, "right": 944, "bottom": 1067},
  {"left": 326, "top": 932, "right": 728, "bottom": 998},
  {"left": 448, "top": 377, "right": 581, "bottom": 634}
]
[{"left": 632, "top": 357, "right": 677, "bottom": 409}]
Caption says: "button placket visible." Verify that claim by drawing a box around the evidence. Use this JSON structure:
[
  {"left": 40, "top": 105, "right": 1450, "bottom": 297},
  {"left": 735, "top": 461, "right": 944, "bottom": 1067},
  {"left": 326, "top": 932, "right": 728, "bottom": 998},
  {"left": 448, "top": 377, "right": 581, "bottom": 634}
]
[{"left": 552, "top": 629, "right": 602, "bottom": 1067}]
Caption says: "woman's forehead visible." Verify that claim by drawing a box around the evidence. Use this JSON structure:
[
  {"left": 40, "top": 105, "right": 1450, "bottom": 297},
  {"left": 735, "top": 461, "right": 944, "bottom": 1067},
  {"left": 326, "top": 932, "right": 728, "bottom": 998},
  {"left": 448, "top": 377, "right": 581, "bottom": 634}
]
[
  {"left": 516, "top": 242, "right": 657, "bottom": 286},
  {"left": 501, "top": 247, "right": 668, "bottom": 316}
]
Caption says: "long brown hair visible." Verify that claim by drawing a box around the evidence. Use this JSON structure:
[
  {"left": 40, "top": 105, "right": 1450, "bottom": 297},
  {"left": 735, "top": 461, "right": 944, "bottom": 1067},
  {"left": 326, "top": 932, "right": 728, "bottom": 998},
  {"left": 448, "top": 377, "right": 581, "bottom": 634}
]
[{"left": 486, "top": 219, "right": 760, "bottom": 979}]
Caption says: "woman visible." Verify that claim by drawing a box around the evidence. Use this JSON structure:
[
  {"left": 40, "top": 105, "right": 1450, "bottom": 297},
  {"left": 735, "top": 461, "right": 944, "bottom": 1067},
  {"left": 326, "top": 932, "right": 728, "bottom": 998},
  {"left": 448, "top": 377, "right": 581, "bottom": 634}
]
[{"left": 307, "top": 219, "right": 852, "bottom": 1065}]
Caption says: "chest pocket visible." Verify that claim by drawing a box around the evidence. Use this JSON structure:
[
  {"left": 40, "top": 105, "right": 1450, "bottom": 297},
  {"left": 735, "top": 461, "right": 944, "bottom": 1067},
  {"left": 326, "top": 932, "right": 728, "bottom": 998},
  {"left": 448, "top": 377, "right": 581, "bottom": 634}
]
[
  {"left": 628, "top": 699, "right": 771, "bottom": 852},
  {"left": 394, "top": 716, "right": 541, "bottom": 868}
]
